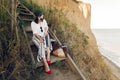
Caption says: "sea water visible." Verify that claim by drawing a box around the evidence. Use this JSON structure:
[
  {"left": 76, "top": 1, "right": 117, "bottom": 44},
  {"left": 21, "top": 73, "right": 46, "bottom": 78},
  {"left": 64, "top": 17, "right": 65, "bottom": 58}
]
[{"left": 92, "top": 29, "right": 120, "bottom": 68}]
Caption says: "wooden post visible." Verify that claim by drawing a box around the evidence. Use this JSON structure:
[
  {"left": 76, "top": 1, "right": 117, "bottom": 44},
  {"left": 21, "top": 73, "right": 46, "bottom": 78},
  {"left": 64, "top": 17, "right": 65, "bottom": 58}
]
[
  {"left": 66, "top": 54, "right": 87, "bottom": 80},
  {"left": 15, "top": 0, "right": 19, "bottom": 42},
  {"left": 11, "top": 0, "right": 14, "bottom": 33}
]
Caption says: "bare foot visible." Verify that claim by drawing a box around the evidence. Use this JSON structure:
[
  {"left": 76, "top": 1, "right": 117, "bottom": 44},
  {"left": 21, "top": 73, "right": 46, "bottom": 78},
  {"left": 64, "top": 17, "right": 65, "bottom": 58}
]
[
  {"left": 42, "top": 58, "right": 50, "bottom": 71},
  {"left": 46, "top": 47, "right": 51, "bottom": 61}
]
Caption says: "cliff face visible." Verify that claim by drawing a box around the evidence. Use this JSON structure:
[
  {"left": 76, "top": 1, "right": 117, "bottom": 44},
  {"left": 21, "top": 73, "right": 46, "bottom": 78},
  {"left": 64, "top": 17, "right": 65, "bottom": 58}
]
[
  {"left": 29, "top": 0, "right": 96, "bottom": 46},
  {"left": 28, "top": 0, "right": 115, "bottom": 79}
]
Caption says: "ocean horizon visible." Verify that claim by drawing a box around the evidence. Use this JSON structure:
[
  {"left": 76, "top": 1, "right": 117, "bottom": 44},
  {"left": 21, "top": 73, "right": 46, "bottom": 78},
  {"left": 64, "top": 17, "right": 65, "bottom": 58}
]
[{"left": 92, "top": 29, "right": 120, "bottom": 68}]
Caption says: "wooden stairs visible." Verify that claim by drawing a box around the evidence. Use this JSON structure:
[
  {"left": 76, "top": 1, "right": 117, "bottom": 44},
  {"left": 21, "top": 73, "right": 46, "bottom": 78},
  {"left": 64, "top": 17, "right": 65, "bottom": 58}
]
[
  {"left": 16, "top": 2, "right": 66, "bottom": 68},
  {"left": 16, "top": 2, "right": 86, "bottom": 80}
]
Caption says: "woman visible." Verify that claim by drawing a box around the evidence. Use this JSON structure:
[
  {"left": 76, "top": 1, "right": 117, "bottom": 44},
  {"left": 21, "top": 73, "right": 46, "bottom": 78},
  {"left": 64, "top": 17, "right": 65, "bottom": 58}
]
[{"left": 31, "top": 10, "right": 52, "bottom": 74}]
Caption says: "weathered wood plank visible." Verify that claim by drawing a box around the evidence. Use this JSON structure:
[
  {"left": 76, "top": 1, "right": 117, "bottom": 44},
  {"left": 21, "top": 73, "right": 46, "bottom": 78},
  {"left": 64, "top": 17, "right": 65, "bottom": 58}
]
[
  {"left": 25, "top": 26, "right": 32, "bottom": 32},
  {"left": 17, "top": 2, "right": 35, "bottom": 18},
  {"left": 35, "top": 55, "right": 66, "bottom": 68},
  {"left": 66, "top": 54, "right": 87, "bottom": 80},
  {"left": 20, "top": 18, "right": 34, "bottom": 21},
  {"left": 19, "top": 12, "right": 33, "bottom": 16}
]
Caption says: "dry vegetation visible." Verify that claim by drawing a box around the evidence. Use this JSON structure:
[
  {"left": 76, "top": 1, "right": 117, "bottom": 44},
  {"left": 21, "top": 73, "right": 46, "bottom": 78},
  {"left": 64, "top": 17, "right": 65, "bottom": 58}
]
[
  {"left": 0, "top": 0, "right": 35, "bottom": 79},
  {"left": 25, "top": 0, "right": 117, "bottom": 79},
  {"left": 0, "top": 0, "right": 117, "bottom": 80}
]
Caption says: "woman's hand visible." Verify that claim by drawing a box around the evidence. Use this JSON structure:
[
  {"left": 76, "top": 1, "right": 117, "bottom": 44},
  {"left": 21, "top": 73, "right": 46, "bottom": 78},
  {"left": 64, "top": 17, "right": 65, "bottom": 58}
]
[
  {"left": 39, "top": 37, "right": 44, "bottom": 43},
  {"left": 44, "top": 32, "right": 48, "bottom": 36},
  {"left": 34, "top": 34, "right": 44, "bottom": 43}
]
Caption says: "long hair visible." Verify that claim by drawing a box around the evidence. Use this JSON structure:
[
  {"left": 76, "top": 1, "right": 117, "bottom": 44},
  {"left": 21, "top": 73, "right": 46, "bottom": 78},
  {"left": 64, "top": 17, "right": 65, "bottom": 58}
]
[
  {"left": 34, "top": 17, "right": 39, "bottom": 24},
  {"left": 34, "top": 10, "right": 43, "bottom": 24}
]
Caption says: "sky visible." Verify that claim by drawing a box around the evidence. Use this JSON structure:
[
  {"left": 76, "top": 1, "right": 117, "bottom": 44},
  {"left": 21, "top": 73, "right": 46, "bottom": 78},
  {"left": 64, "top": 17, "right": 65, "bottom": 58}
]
[{"left": 81, "top": 0, "right": 120, "bottom": 29}]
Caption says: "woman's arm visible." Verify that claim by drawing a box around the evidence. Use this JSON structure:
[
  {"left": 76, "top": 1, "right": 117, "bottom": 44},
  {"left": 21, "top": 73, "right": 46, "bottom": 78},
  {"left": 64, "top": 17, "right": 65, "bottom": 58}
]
[
  {"left": 44, "top": 19, "right": 49, "bottom": 36},
  {"left": 34, "top": 34, "right": 44, "bottom": 43},
  {"left": 31, "top": 22, "right": 44, "bottom": 43},
  {"left": 44, "top": 27, "right": 48, "bottom": 36}
]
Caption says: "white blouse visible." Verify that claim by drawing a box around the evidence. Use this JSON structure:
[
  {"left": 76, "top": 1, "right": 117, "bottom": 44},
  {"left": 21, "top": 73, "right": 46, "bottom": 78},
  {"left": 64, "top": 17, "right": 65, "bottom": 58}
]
[{"left": 31, "top": 19, "right": 48, "bottom": 37}]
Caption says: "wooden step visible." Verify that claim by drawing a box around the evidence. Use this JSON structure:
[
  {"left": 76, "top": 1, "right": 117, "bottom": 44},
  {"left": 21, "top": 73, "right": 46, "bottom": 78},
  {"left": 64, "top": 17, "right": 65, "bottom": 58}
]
[
  {"left": 17, "top": 5, "right": 27, "bottom": 10},
  {"left": 19, "top": 14, "right": 34, "bottom": 19},
  {"left": 17, "top": 6, "right": 26, "bottom": 10},
  {"left": 17, "top": 2, "right": 35, "bottom": 17},
  {"left": 25, "top": 26, "right": 32, "bottom": 32},
  {"left": 17, "top": 7, "right": 30, "bottom": 13},
  {"left": 18, "top": 12, "right": 34, "bottom": 18},
  {"left": 18, "top": 15, "right": 34, "bottom": 21},
  {"left": 17, "top": 3, "right": 32, "bottom": 13},
  {"left": 20, "top": 18, "right": 34, "bottom": 21},
  {"left": 19, "top": 12, "right": 34, "bottom": 16},
  {"left": 35, "top": 55, "right": 66, "bottom": 68}
]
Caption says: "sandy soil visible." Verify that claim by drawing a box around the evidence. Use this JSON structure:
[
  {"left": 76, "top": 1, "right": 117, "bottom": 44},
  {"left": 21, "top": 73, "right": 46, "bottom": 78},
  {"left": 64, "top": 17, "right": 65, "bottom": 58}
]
[
  {"left": 104, "top": 57, "right": 120, "bottom": 80},
  {"left": 42, "top": 65, "right": 81, "bottom": 80},
  {"left": 30, "top": 61, "right": 82, "bottom": 80}
]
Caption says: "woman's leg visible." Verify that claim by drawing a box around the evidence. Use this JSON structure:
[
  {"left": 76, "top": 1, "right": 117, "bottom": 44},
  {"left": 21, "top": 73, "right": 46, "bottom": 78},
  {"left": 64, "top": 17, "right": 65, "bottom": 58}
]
[
  {"left": 41, "top": 43, "right": 51, "bottom": 74},
  {"left": 33, "top": 36, "right": 42, "bottom": 62},
  {"left": 42, "top": 57, "right": 50, "bottom": 71},
  {"left": 45, "top": 35, "right": 51, "bottom": 61},
  {"left": 33, "top": 36, "right": 51, "bottom": 73}
]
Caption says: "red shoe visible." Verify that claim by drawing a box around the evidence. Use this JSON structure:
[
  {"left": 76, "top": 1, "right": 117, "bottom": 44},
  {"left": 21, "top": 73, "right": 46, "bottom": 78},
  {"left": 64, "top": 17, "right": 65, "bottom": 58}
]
[
  {"left": 47, "top": 60, "right": 51, "bottom": 65},
  {"left": 45, "top": 70, "right": 52, "bottom": 74}
]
